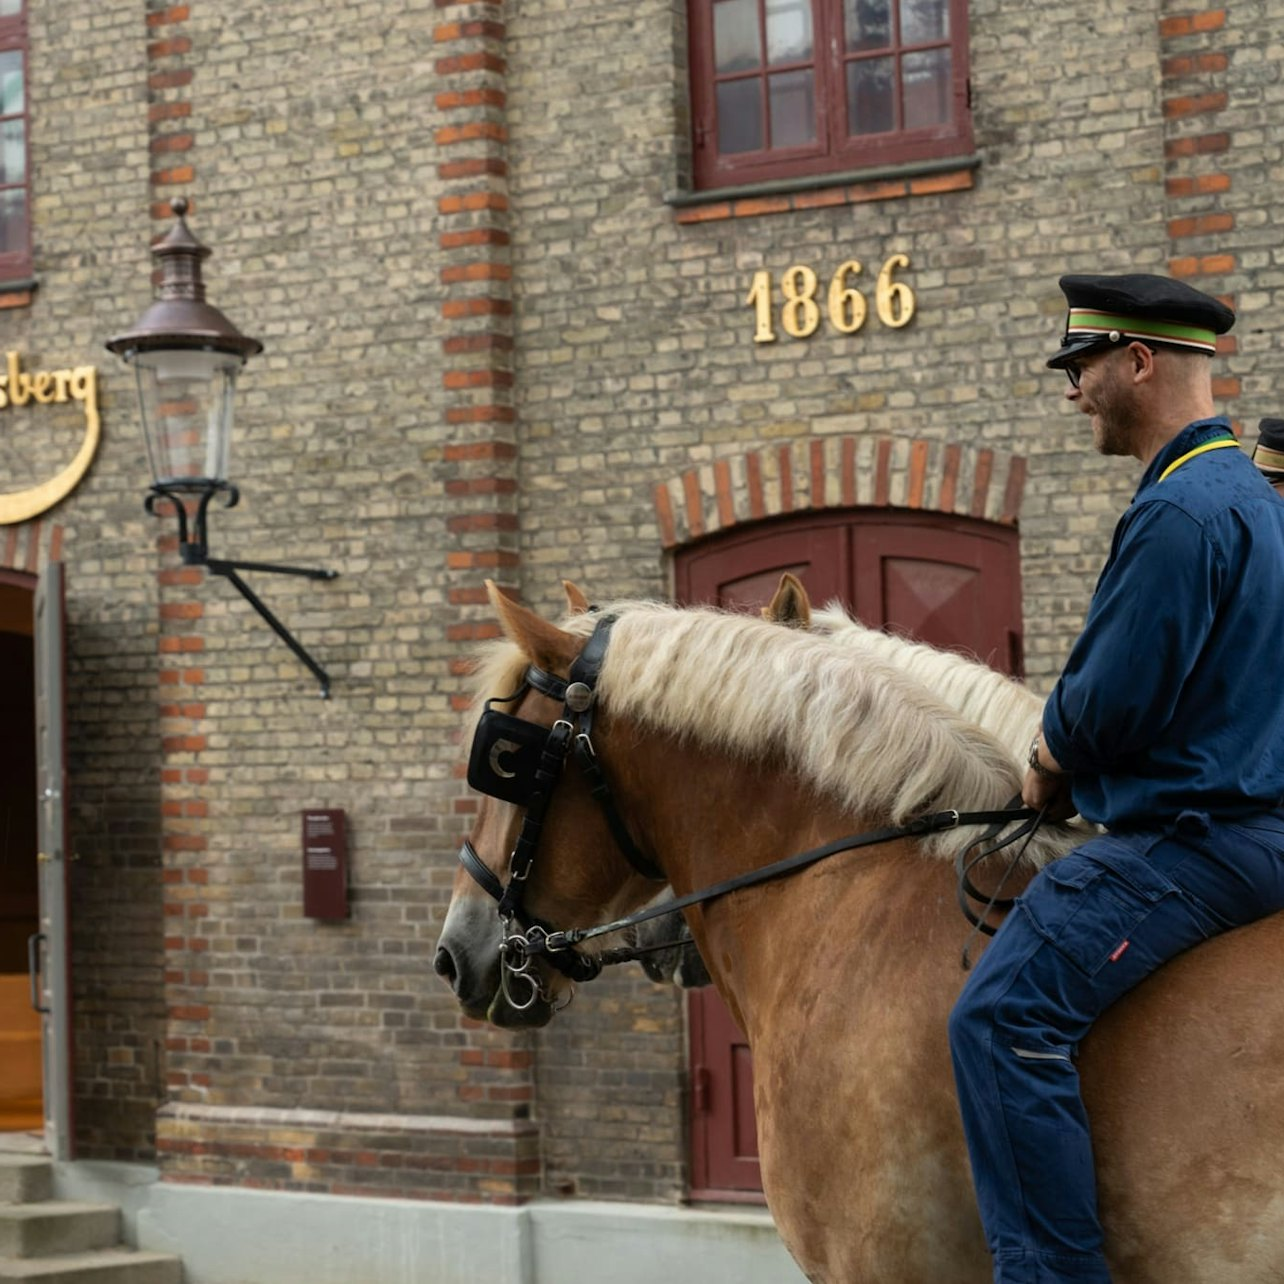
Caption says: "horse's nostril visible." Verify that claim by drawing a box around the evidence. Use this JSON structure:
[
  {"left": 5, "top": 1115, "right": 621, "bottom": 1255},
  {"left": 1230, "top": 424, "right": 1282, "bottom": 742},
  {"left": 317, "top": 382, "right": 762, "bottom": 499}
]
[{"left": 434, "top": 946, "right": 457, "bottom": 984}]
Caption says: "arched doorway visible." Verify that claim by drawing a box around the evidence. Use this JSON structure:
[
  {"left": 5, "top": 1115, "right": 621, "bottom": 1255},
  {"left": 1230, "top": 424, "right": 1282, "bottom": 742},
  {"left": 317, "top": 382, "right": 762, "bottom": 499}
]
[{"left": 673, "top": 506, "right": 1024, "bottom": 1200}]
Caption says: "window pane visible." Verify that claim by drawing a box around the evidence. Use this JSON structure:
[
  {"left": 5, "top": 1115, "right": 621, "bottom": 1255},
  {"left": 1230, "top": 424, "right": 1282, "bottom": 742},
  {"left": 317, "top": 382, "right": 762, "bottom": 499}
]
[
  {"left": 767, "top": 0, "right": 813, "bottom": 65},
  {"left": 0, "top": 1, "right": 23, "bottom": 14},
  {"left": 768, "top": 69, "right": 815, "bottom": 147},
  {"left": 847, "top": 56, "right": 894, "bottom": 134},
  {"left": 844, "top": 0, "right": 891, "bottom": 52},
  {"left": 900, "top": 0, "right": 949, "bottom": 44},
  {"left": 0, "top": 51, "right": 21, "bottom": 117},
  {"left": 0, "top": 118, "right": 22, "bottom": 184},
  {"left": 715, "top": 0, "right": 763, "bottom": 73},
  {"left": 717, "top": 78, "right": 765, "bottom": 153},
  {"left": 0, "top": 187, "right": 25, "bottom": 254},
  {"left": 902, "top": 47, "right": 951, "bottom": 128}
]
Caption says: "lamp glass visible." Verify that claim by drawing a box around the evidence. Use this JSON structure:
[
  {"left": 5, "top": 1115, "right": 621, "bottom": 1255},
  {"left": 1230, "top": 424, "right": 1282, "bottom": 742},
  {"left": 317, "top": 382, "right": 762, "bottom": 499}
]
[{"left": 129, "top": 347, "right": 243, "bottom": 490}]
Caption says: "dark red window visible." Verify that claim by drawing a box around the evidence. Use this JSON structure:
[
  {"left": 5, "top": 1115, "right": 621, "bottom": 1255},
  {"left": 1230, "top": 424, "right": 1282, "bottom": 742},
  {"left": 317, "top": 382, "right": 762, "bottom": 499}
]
[
  {"left": 687, "top": 0, "right": 972, "bottom": 190},
  {"left": 0, "top": 0, "right": 30, "bottom": 283}
]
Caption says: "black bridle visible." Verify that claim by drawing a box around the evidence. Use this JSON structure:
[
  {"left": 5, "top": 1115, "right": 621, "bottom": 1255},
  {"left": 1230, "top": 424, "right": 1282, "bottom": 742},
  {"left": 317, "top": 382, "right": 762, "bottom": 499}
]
[{"left": 457, "top": 613, "right": 1044, "bottom": 1009}]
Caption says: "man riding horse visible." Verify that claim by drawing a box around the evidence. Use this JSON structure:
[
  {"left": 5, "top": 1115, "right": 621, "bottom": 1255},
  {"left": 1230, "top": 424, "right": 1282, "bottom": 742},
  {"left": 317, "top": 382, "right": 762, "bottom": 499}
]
[{"left": 949, "top": 274, "right": 1284, "bottom": 1283}]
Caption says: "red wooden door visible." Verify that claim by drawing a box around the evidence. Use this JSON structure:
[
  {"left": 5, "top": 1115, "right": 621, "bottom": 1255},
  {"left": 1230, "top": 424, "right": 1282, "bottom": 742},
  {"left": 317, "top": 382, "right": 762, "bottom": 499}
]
[{"left": 674, "top": 508, "right": 1022, "bottom": 1200}]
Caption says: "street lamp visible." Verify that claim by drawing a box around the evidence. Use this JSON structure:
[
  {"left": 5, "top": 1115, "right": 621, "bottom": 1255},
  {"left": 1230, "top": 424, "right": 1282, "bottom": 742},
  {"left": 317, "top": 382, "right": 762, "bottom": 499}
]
[{"left": 107, "top": 197, "right": 336, "bottom": 698}]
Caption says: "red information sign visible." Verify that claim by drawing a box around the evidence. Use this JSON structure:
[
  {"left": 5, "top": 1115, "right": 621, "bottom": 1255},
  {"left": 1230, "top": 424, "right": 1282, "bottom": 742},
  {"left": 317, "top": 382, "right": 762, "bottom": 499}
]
[{"left": 302, "top": 809, "right": 348, "bottom": 920}]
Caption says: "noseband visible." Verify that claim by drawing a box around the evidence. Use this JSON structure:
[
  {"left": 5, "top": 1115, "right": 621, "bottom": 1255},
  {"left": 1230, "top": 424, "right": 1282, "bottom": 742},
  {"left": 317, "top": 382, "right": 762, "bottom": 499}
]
[{"left": 457, "top": 614, "right": 666, "bottom": 1008}]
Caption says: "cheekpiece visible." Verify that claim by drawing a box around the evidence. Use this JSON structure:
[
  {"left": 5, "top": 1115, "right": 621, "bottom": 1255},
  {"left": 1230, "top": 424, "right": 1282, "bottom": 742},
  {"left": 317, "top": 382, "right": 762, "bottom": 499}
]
[{"left": 1047, "top": 273, "right": 1235, "bottom": 369}]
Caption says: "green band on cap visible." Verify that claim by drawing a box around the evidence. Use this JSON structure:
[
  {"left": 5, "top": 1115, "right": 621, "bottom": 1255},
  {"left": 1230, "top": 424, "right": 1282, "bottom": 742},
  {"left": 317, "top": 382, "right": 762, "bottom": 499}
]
[
  {"left": 1067, "top": 309, "right": 1217, "bottom": 349},
  {"left": 1253, "top": 443, "right": 1284, "bottom": 472}
]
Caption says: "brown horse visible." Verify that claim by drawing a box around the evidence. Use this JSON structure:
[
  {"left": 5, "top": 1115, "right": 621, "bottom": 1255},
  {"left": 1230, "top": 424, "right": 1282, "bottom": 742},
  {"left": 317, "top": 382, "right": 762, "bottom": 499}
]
[{"left": 435, "top": 584, "right": 1284, "bottom": 1284}]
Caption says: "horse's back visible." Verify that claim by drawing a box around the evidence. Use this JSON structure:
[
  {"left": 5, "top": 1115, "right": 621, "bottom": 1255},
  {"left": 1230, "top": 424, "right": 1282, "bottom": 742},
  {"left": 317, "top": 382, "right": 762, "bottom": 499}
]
[{"left": 1087, "top": 909, "right": 1284, "bottom": 1283}]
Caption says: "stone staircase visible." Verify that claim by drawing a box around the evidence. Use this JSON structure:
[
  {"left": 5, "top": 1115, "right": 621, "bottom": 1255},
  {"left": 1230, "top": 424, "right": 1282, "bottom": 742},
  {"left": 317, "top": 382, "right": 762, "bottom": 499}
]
[{"left": 0, "top": 1155, "right": 181, "bottom": 1283}]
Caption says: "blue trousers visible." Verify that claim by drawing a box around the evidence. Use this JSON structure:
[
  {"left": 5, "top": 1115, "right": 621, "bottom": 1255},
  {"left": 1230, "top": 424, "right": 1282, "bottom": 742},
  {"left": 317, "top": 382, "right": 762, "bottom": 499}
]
[{"left": 948, "top": 812, "right": 1284, "bottom": 1283}]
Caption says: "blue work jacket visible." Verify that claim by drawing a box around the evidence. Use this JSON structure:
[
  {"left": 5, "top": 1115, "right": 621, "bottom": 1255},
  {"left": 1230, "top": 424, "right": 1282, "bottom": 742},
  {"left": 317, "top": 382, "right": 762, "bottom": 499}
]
[{"left": 1042, "top": 417, "right": 1284, "bottom": 829}]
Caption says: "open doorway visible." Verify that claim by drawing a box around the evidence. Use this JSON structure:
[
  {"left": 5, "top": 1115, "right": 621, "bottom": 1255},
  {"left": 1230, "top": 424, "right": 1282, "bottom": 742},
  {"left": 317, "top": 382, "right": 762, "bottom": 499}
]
[{"left": 0, "top": 573, "right": 40, "bottom": 1135}]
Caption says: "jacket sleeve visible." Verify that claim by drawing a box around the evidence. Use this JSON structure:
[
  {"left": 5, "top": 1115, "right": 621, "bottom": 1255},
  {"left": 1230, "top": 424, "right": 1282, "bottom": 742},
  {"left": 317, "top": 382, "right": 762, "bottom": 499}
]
[{"left": 1042, "top": 500, "right": 1223, "bottom": 773}]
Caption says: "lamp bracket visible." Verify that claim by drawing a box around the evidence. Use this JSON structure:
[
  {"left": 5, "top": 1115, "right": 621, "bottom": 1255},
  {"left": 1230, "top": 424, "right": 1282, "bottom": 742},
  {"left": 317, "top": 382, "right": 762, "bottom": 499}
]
[{"left": 147, "top": 483, "right": 337, "bottom": 698}]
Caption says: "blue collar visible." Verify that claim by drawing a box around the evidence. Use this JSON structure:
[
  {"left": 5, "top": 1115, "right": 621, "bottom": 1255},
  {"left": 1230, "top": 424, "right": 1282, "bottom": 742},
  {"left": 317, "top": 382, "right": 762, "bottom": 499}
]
[{"left": 1138, "top": 417, "right": 1234, "bottom": 493}]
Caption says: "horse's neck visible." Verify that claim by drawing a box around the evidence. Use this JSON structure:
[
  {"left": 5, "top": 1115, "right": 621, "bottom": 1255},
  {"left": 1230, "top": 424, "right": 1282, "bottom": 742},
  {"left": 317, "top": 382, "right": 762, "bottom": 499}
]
[{"left": 618, "top": 726, "right": 997, "bottom": 1038}]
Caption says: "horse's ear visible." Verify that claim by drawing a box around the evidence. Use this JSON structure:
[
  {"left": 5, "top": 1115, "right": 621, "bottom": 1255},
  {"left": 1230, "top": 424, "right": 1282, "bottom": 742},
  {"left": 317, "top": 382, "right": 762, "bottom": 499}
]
[
  {"left": 486, "top": 580, "right": 581, "bottom": 672},
  {"left": 762, "top": 572, "right": 812, "bottom": 629},
  {"left": 562, "top": 580, "right": 591, "bottom": 615}
]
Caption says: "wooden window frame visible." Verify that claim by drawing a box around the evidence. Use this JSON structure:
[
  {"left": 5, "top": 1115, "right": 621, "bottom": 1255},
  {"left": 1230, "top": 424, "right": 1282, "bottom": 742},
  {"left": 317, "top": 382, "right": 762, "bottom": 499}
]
[
  {"left": 0, "top": 1, "right": 31, "bottom": 285},
  {"left": 687, "top": 0, "right": 972, "bottom": 191}
]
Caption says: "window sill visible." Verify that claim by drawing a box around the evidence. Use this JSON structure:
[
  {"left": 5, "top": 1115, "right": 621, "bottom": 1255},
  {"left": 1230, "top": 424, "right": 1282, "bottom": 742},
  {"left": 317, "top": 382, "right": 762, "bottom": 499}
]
[
  {"left": 666, "top": 154, "right": 981, "bottom": 224},
  {"left": 0, "top": 277, "right": 37, "bottom": 309}
]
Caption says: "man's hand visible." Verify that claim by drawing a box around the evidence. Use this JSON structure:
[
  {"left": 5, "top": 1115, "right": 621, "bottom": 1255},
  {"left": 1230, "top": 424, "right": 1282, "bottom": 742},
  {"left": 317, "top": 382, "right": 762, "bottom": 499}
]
[{"left": 1024, "top": 736, "right": 1077, "bottom": 821}]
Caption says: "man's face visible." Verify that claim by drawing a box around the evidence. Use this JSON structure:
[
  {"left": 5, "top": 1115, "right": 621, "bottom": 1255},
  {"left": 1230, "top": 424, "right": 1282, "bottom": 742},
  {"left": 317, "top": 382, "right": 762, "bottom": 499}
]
[{"left": 1064, "top": 346, "right": 1139, "bottom": 457}]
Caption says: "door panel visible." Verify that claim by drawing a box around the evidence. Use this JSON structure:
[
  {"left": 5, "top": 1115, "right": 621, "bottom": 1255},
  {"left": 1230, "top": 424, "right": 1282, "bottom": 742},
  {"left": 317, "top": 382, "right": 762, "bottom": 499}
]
[
  {"left": 34, "top": 562, "right": 72, "bottom": 1158},
  {"left": 674, "top": 508, "right": 1022, "bottom": 1200}
]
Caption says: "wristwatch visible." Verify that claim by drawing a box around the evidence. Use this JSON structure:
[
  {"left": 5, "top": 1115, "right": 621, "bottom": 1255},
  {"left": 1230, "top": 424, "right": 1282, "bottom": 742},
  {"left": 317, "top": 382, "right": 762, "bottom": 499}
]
[{"left": 1027, "top": 736, "right": 1060, "bottom": 780}]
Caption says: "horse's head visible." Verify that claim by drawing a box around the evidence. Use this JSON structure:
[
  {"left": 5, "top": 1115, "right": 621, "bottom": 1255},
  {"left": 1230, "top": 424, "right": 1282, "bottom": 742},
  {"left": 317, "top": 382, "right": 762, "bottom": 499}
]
[{"left": 434, "top": 582, "right": 664, "bottom": 1028}]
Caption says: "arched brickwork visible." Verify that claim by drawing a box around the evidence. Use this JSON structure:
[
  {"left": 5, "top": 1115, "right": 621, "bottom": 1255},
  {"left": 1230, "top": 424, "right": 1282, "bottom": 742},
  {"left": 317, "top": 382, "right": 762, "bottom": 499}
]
[
  {"left": 653, "top": 435, "right": 1027, "bottom": 551},
  {"left": 0, "top": 519, "right": 64, "bottom": 572}
]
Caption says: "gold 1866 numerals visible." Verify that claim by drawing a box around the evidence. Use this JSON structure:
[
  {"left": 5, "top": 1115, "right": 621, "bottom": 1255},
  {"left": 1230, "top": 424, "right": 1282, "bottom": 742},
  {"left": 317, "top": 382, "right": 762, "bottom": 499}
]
[{"left": 745, "top": 255, "right": 916, "bottom": 344}]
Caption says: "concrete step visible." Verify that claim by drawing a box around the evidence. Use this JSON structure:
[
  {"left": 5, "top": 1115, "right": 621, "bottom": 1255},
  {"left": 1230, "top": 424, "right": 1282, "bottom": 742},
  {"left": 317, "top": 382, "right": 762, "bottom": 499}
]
[
  {"left": 0, "top": 1204, "right": 119, "bottom": 1258},
  {"left": 0, "top": 1160, "right": 50, "bottom": 1207},
  {"left": 0, "top": 1249, "right": 181, "bottom": 1282}
]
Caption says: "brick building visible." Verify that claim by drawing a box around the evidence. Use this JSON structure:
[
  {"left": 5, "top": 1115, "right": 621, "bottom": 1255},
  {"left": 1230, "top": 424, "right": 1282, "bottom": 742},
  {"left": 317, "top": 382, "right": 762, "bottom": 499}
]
[{"left": 0, "top": 0, "right": 1276, "bottom": 1279}]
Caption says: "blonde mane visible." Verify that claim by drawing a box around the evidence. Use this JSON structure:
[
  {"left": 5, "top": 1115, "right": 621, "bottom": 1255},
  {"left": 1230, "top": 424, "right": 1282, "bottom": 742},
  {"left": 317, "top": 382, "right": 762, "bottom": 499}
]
[
  {"left": 472, "top": 601, "right": 1077, "bottom": 867},
  {"left": 810, "top": 603, "right": 1044, "bottom": 766}
]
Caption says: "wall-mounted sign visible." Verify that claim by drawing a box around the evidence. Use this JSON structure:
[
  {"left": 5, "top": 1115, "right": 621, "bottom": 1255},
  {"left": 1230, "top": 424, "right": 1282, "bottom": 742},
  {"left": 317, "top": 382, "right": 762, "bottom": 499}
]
[
  {"left": 0, "top": 353, "right": 100, "bottom": 526},
  {"left": 745, "top": 255, "right": 916, "bottom": 344},
  {"left": 302, "top": 809, "right": 349, "bottom": 920}
]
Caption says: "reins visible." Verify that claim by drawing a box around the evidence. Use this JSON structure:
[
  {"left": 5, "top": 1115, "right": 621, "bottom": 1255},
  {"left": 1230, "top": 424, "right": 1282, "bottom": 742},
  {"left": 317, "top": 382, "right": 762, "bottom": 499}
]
[{"left": 459, "top": 612, "right": 1048, "bottom": 1008}]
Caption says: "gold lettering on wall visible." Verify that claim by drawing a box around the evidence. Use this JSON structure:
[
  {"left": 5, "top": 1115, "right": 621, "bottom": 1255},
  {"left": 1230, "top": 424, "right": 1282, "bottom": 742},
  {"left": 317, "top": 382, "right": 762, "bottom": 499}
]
[{"left": 0, "top": 353, "right": 101, "bottom": 526}]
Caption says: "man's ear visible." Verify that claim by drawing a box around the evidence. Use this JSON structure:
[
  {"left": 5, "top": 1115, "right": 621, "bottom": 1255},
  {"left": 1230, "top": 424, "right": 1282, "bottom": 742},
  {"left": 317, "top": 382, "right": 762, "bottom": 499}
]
[
  {"left": 486, "top": 581, "right": 581, "bottom": 672},
  {"left": 1129, "top": 341, "right": 1158, "bottom": 384}
]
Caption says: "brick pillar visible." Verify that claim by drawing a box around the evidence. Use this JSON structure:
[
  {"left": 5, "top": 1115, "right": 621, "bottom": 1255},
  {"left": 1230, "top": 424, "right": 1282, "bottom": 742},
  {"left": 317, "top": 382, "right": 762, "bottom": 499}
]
[
  {"left": 1159, "top": 6, "right": 1239, "bottom": 417},
  {"left": 142, "top": 0, "right": 214, "bottom": 1121},
  {"left": 434, "top": 0, "right": 538, "bottom": 1174}
]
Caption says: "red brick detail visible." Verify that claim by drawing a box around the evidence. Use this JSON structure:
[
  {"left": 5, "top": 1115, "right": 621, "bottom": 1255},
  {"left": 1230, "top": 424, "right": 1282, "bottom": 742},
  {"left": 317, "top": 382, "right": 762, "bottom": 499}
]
[
  {"left": 778, "top": 445, "right": 794, "bottom": 513},
  {"left": 682, "top": 470, "right": 705, "bottom": 539},
  {"left": 150, "top": 133, "right": 194, "bottom": 154},
  {"left": 435, "top": 121, "right": 507, "bottom": 147},
  {"left": 810, "top": 440, "right": 826, "bottom": 508},
  {"left": 435, "top": 52, "right": 506, "bottom": 76},
  {"left": 148, "top": 36, "right": 192, "bottom": 58},
  {"left": 873, "top": 439, "right": 892, "bottom": 506},
  {"left": 440, "top": 297, "right": 513, "bottom": 319},
  {"left": 443, "top": 333, "right": 514, "bottom": 354},
  {"left": 654, "top": 484, "right": 677, "bottom": 548},
  {"left": 149, "top": 102, "right": 192, "bottom": 123},
  {"left": 1001, "top": 456, "right": 1027, "bottom": 525},
  {"left": 1166, "top": 173, "right": 1231, "bottom": 198},
  {"left": 438, "top": 159, "right": 508, "bottom": 182},
  {"left": 1211, "top": 376, "right": 1240, "bottom": 399},
  {"left": 436, "top": 88, "right": 507, "bottom": 111},
  {"left": 746, "top": 451, "right": 766, "bottom": 519},
  {"left": 1162, "top": 91, "right": 1227, "bottom": 119},
  {"left": 442, "top": 369, "right": 514, "bottom": 390},
  {"left": 906, "top": 440, "right": 929, "bottom": 509},
  {"left": 940, "top": 443, "right": 961, "bottom": 513},
  {"left": 151, "top": 165, "right": 195, "bottom": 186},
  {"left": 440, "top": 261, "right": 512, "bottom": 283},
  {"left": 970, "top": 450, "right": 994, "bottom": 519},
  {"left": 433, "top": 19, "right": 506, "bottom": 42},
  {"left": 444, "top": 442, "right": 517, "bottom": 461},
  {"left": 841, "top": 438, "right": 856, "bottom": 507},
  {"left": 147, "top": 69, "right": 193, "bottom": 90},
  {"left": 1158, "top": 10, "right": 1226, "bottom": 38},
  {"left": 671, "top": 166, "right": 973, "bottom": 224},
  {"left": 1167, "top": 212, "right": 1234, "bottom": 238},
  {"left": 1161, "top": 51, "right": 1228, "bottom": 77},
  {"left": 147, "top": 5, "right": 190, "bottom": 25},
  {"left": 714, "top": 458, "right": 735, "bottom": 528},
  {"left": 438, "top": 191, "right": 509, "bottom": 215},
  {"left": 1169, "top": 252, "right": 1236, "bottom": 278},
  {"left": 1163, "top": 132, "right": 1230, "bottom": 159}
]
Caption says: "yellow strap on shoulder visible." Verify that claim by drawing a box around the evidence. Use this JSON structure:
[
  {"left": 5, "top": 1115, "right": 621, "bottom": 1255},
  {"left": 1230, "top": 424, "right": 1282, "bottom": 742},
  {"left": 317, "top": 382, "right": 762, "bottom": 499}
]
[{"left": 1158, "top": 437, "right": 1239, "bottom": 483}]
